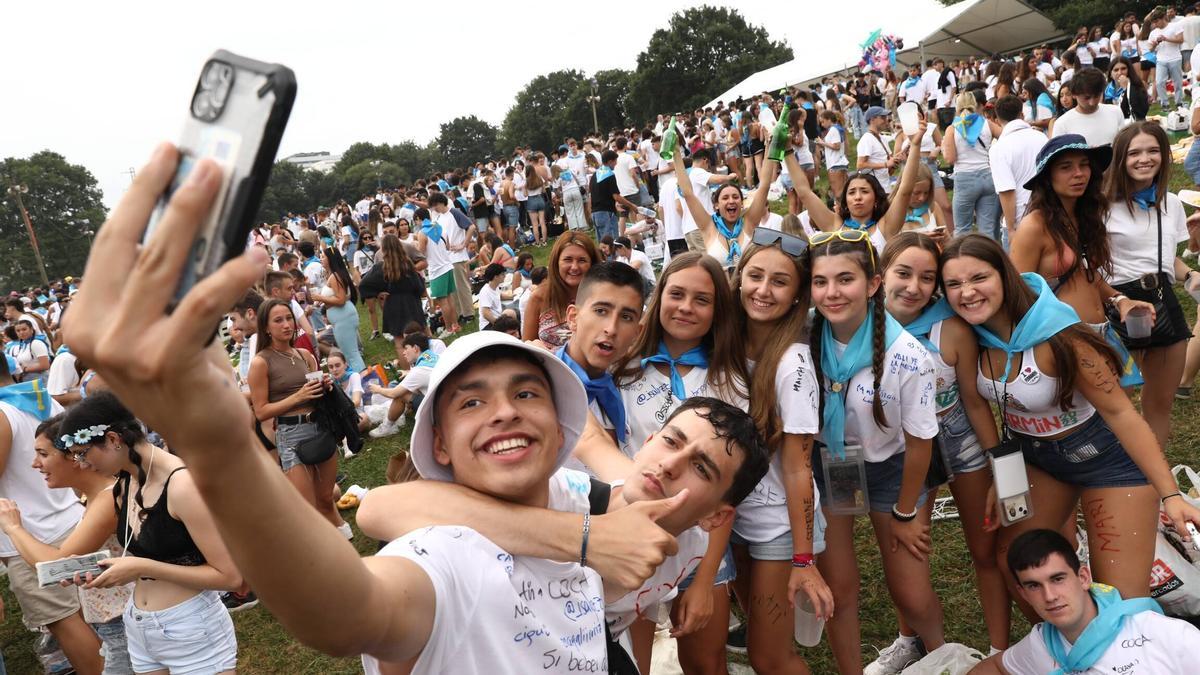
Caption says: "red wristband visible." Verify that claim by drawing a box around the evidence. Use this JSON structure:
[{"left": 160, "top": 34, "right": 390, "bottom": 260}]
[{"left": 792, "top": 553, "right": 815, "bottom": 568}]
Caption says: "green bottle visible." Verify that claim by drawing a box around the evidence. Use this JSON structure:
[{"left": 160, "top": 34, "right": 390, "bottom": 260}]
[
  {"left": 767, "top": 97, "right": 793, "bottom": 163},
  {"left": 659, "top": 116, "right": 679, "bottom": 161}
]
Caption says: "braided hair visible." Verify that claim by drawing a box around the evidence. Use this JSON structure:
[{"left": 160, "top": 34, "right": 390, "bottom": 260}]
[
  {"left": 59, "top": 391, "right": 151, "bottom": 521},
  {"left": 808, "top": 237, "right": 889, "bottom": 432}
]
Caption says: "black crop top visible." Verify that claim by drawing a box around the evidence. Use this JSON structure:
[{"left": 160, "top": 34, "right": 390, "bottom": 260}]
[{"left": 116, "top": 468, "right": 206, "bottom": 567}]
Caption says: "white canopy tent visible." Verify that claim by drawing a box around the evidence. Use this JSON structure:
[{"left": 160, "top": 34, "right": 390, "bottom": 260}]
[{"left": 705, "top": 0, "right": 1065, "bottom": 108}]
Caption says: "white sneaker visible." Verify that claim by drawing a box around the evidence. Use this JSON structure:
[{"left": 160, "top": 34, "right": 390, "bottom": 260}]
[
  {"left": 337, "top": 522, "right": 353, "bottom": 540},
  {"left": 369, "top": 418, "right": 401, "bottom": 438},
  {"left": 365, "top": 404, "right": 389, "bottom": 426},
  {"left": 382, "top": 332, "right": 394, "bottom": 341},
  {"left": 864, "top": 636, "right": 924, "bottom": 675}
]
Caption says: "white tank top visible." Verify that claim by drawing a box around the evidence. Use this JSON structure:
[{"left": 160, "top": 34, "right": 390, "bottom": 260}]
[
  {"left": 929, "top": 321, "right": 958, "bottom": 414},
  {"left": 0, "top": 402, "right": 84, "bottom": 557},
  {"left": 705, "top": 226, "right": 750, "bottom": 270},
  {"left": 975, "top": 346, "right": 1096, "bottom": 438}
]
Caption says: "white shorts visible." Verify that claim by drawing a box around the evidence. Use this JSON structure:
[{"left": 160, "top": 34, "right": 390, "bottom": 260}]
[{"left": 124, "top": 590, "right": 237, "bottom": 674}]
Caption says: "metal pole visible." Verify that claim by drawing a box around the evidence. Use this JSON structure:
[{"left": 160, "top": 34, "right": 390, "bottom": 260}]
[
  {"left": 8, "top": 186, "right": 50, "bottom": 288},
  {"left": 590, "top": 79, "right": 600, "bottom": 134}
]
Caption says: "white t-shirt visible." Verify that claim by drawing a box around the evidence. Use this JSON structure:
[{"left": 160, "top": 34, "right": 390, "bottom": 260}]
[
  {"left": 815, "top": 331, "right": 939, "bottom": 463},
  {"left": 990, "top": 120, "right": 1048, "bottom": 225},
  {"left": 12, "top": 339, "right": 49, "bottom": 375},
  {"left": 363, "top": 524, "right": 606, "bottom": 674},
  {"left": 619, "top": 364, "right": 743, "bottom": 457},
  {"left": 46, "top": 351, "right": 79, "bottom": 397},
  {"left": 1051, "top": 105, "right": 1125, "bottom": 147},
  {"left": 1001, "top": 610, "right": 1198, "bottom": 674},
  {"left": 1152, "top": 23, "right": 1185, "bottom": 63},
  {"left": 477, "top": 283, "right": 503, "bottom": 330},
  {"left": 339, "top": 371, "right": 364, "bottom": 411},
  {"left": 398, "top": 365, "right": 434, "bottom": 395},
  {"left": 0, "top": 402, "right": 84, "bottom": 558},
  {"left": 437, "top": 210, "right": 470, "bottom": 265},
  {"left": 302, "top": 259, "right": 326, "bottom": 289},
  {"left": 1075, "top": 43, "right": 1094, "bottom": 66},
  {"left": 856, "top": 133, "right": 893, "bottom": 193},
  {"left": 606, "top": 522, "right": 706, "bottom": 636},
  {"left": 659, "top": 174, "right": 684, "bottom": 241},
  {"left": 352, "top": 247, "right": 376, "bottom": 276},
  {"left": 757, "top": 104, "right": 777, "bottom": 130},
  {"left": 1036, "top": 61, "right": 1057, "bottom": 85},
  {"left": 932, "top": 70, "right": 957, "bottom": 109},
  {"left": 614, "top": 153, "right": 639, "bottom": 197},
  {"left": 1103, "top": 193, "right": 1189, "bottom": 285},
  {"left": 422, "top": 229, "right": 456, "bottom": 281},
  {"left": 824, "top": 126, "right": 848, "bottom": 167},
  {"left": 899, "top": 77, "right": 926, "bottom": 104},
  {"left": 622, "top": 250, "right": 656, "bottom": 287},
  {"left": 920, "top": 69, "right": 941, "bottom": 105},
  {"left": 735, "top": 344, "right": 820, "bottom": 543},
  {"left": 680, "top": 168, "right": 715, "bottom": 235}
]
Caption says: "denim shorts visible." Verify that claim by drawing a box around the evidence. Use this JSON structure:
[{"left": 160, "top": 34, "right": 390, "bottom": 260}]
[
  {"left": 93, "top": 616, "right": 134, "bottom": 675},
  {"left": 1016, "top": 413, "right": 1148, "bottom": 489},
  {"left": 938, "top": 402, "right": 988, "bottom": 475},
  {"left": 677, "top": 544, "right": 737, "bottom": 590},
  {"left": 730, "top": 510, "right": 827, "bottom": 561},
  {"left": 275, "top": 420, "right": 324, "bottom": 472},
  {"left": 922, "top": 158, "right": 944, "bottom": 188},
  {"left": 526, "top": 194, "right": 546, "bottom": 212},
  {"left": 124, "top": 591, "right": 237, "bottom": 675},
  {"left": 503, "top": 204, "right": 520, "bottom": 227},
  {"left": 813, "top": 445, "right": 929, "bottom": 514}
]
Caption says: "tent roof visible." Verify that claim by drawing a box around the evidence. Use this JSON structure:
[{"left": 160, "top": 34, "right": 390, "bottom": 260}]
[{"left": 705, "top": 0, "right": 1065, "bottom": 107}]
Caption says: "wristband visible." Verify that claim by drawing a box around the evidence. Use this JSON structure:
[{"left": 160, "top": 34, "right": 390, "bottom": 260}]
[
  {"left": 579, "top": 513, "right": 591, "bottom": 568},
  {"left": 1162, "top": 492, "right": 1184, "bottom": 505},
  {"left": 892, "top": 504, "right": 919, "bottom": 522},
  {"left": 792, "top": 553, "right": 815, "bottom": 568}
]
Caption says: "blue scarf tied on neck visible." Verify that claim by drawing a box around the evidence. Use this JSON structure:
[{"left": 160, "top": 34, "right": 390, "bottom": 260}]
[
  {"left": 420, "top": 218, "right": 442, "bottom": 244},
  {"left": 900, "top": 298, "right": 956, "bottom": 354},
  {"left": 595, "top": 166, "right": 614, "bottom": 183},
  {"left": 952, "top": 113, "right": 985, "bottom": 147},
  {"left": 558, "top": 345, "right": 626, "bottom": 443},
  {"left": 711, "top": 214, "right": 744, "bottom": 266},
  {"left": 1035, "top": 92, "right": 1055, "bottom": 115},
  {"left": 903, "top": 75, "right": 922, "bottom": 89},
  {"left": 1043, "top": 583, "right": 1161, "bottom": 675},
  {"left": 905, "top": 204, "right": 930, "bottom": 225},
  {"left": 641, "top": 341, "right": 709, "bottom": 401},
  {"left": 1104, "top": 81, "right": 1125, "bottom": 103},
  {"left": 819, "top": 303, "right": 903, "bottom": 459},
  {"left": 415, "top": 350, "right": 438, "bottom": 369},
  {"left": 1131, "top": 182, "right": 1157, "bottom": 210},
  {"left": 845, "top": 218, "right": 877, "bottom": 232},
  {"left": 0, "top": 380, "right": 53, "bottom": 421},
  {"left": 972, "top": 273, "right": 1079, "bottom": 381}
]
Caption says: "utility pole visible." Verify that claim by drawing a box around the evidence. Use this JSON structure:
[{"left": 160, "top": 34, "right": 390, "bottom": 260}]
[
  {"left": 588, "top": 78, "right": 600, "bottom": 134},
  {"left": 6, "top": 182, "right": 50, "bottom": 288}
]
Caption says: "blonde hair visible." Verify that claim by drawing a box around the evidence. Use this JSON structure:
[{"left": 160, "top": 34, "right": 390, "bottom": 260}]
[{"left": 955, "top": 92, "right": 978, "bottom": 115}]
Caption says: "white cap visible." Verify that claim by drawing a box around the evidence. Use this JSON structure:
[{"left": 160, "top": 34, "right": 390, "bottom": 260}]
[{"left": 409, "top": 331, "right": 587, "bottom": 482}]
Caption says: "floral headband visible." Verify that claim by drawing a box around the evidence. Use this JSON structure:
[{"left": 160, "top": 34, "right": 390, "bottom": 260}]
[{"left": 58, "top": 424, "right": 110, "bottom": 450}]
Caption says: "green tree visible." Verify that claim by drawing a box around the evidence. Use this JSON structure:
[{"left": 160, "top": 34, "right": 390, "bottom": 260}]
[
  {"left": 560, "top": 69, "right": 634, "bottom": 137},
  {"left": 936, "top": 0, "right": 1158, "bottom": 33},
  {"left": 257, "top": 160, "right": 310, "bottom": 223},
  {"left": 0, "top": 152, "right": 106, "bottom": 289},
  {"left": 436, "top": 116, "right": 499, "bottom": 170},
  {"left": 339, "top": 160, "right": 406, "bottom": 199},
  {"left": 501, "top": 70, "right": 587, "bottom": 152},
  {"left": 625, "top": 6, "right": 792, "bottom": 123}
]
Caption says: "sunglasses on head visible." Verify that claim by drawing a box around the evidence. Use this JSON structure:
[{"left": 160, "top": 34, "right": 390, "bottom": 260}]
[
  {"left": 751, "top": 227, "right": 808, "bottom": 257},
  {"left": 809, "top": 229, "right": 877, "bottom": 271}
]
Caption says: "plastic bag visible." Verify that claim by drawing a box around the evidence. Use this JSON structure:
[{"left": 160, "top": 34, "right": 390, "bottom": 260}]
[
  {"left": 899, "top": 643, "right": 984, "bottom": 675},
  {"left": 1158, "top": 466, "right": 1200, "bottom": 564},
  {"left": 1150, "top": 531, "right": 1200, "bottom": 617}
]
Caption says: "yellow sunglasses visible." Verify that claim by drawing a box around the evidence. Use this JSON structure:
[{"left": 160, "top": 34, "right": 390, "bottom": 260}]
[{"left": 808, "top": 229, "right": 877, "bottom": 271}]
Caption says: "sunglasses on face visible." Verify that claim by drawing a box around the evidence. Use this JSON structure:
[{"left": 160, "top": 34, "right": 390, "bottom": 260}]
[{"left": 751, "top": 227, "right": 808, "bottom": 257}]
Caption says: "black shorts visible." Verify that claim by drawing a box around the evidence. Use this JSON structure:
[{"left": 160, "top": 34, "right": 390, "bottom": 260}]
[
  {"left": 1108, "top": 273, "right": 1192, "bottom": 349},
  {"left": 749, "top": 139, "right": 765, "bottom": 156}
]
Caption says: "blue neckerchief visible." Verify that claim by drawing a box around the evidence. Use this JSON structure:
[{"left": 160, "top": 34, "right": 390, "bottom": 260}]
[
  {"left": 1104, "top": 81, "right": 1125, "bottom": 103},
  {"left": 501, "top": 244, "right": 516, "bottom": 257},
  {"left": 55, "top": 344, "right": 70, "bottom": 357},
  {"left": 973, "top": 273, "right": 1080, "bottom": 381},
  {"left": 420, "top": 218, "right": 442, "bottom": 244},
  {"left": 0, "top": 380, "right": 53, "bottom": 421},
  {"left": 415, "top": 349, "right": 438, "bottom": 369},
  {"left": 335, "top": 371, "right": 352, "bottom": 386},
  {"left": 952, "top": 113, "right": 985, "bottom": 147},
  {"left": 641, "top": 341, "right": 709, "bottom": 401},
  {"left": 711, "top": 214, "right": 744, "bottom": 265},
  {"left": 801, "top": 102, "right": 815, "bottom": 111},
  {"left": 1131, "top": 182, "right": 1157, "bottom": 210},
  {"left": 557, "top": 345, "right": 626, "bottom": 443},
  {"left": 595, "top": 166, "right": 614, "bottom": 183},
  {"left": 560, "top": 169, "right": 574, "bottom": 183},
  {"left": 437, "top": 179, "right": 450, "bottom": 192},
  {"left": 845, "top": 218, "right": 877, "bottom": 231},
  {"left": 819, "top": 303, "right": 903, "bottom": 459},
  {"left": 903, "top": 75, "right": 921, "bottom": 89},
  {"left": 899, "top": 298, "right": 956, "bottom": 354},
  {"left": 833, "top": 123, "right": 847, "bottom": 140},
  {"left": 321, "top": 236, "right": 334, "bottom": 247},
  {"left": 1035, "top": 92, "right": 1054, "bottom": 114},
  {"left": 1042, "top": 583, "right": 1161, "bottom": 675},
  {"left": 518, "top": 267, "right": 532, "bottom": 279},
  {"left": 905, "top": 204, "right": 930, "bottom": 224}
]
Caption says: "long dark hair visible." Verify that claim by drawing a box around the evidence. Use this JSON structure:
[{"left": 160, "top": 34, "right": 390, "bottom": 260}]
[
  {"left": 1025, "top": 149, "right": 1111, "bottom": 280},
  {"left": 59, "top": 391, "right": 151, "bottom": 521},
  {"left": 940, "top": 235, "right": 1119, "bottom": 410},
  {"left": 837, "top": 173, "right": 890, "bottom": 224},
  {"left": 322, "top": 247, "right": 358, "bottom": 304},
  {"left": 1104, "top": 121, "right": 1170, "bottom": 213},
  {"left": 614, "top": 252, "right": 750, "bottom": 400},
  {"left": 1022, "top": 78, "right": 1056, "bottom": 117},
  {"left": 255, "top": 298, "right": 296, "bottom": 353},
  {"left": 808, "top": 235, "right": 889, "bottom": 432}
]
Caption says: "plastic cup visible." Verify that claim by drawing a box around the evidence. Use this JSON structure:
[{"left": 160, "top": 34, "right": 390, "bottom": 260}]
[
  {"left": 1125, "top": 306, "right": 1153, "bottom": 339},
  {"left": 794, "top": 595, "right": 825, "bottom": 647},
  {"left": 305, "top": 371, "right": 323, "bottom": 383},
  {"left": 898, "top": 101, "right": 920, "bottom": 137}
]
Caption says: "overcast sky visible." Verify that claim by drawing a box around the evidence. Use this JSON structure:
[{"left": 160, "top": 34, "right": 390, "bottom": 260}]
[{"left": 5, "top": 0, "right": 944, "bottom": 209}]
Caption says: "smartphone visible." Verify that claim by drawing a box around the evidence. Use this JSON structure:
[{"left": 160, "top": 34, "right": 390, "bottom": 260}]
[{"left": 143, "top": 50, "right": 296, "bottom": 300}]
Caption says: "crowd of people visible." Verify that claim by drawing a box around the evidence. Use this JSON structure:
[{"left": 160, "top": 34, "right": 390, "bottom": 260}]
[{"left": 9, "top": 6, "right": 1200, "bottom": 675}]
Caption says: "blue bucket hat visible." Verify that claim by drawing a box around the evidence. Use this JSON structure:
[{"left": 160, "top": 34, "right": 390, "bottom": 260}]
[{"left": 1022, "top": 134, "right": 1112, "bottom": 190}]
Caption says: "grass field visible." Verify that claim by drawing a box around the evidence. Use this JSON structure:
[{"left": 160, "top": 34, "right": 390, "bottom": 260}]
[{"left": 3, "top": 110, "right": 1199, "bottom": 673}]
